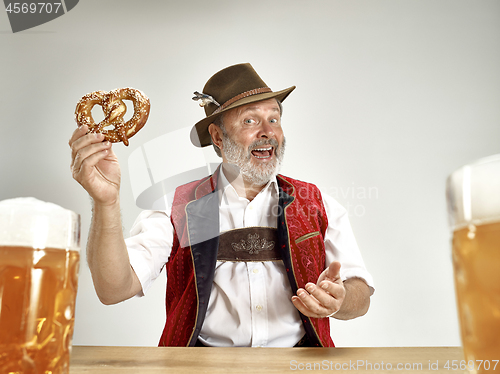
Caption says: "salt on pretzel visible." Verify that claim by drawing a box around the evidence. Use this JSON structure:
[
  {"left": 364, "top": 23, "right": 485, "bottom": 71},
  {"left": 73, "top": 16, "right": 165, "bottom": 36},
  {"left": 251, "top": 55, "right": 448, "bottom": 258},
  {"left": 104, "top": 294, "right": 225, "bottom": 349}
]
[{"left": 75, "top": 87, "right": 150, "bottom": 146}]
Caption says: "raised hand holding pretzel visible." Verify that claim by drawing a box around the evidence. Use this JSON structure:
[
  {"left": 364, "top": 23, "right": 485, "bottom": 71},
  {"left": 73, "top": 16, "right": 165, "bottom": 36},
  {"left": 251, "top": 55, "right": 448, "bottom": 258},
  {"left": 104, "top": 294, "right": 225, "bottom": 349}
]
[{"left": 69, "top": 125, "right": 120, "bottom": 205}]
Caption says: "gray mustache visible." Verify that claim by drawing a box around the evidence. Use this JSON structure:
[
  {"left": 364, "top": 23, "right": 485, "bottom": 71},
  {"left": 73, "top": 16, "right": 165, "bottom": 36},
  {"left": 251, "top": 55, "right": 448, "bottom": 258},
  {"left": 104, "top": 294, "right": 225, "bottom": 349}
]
[{"left": 248, "top": 139, "right": 279, "bottom": 151}]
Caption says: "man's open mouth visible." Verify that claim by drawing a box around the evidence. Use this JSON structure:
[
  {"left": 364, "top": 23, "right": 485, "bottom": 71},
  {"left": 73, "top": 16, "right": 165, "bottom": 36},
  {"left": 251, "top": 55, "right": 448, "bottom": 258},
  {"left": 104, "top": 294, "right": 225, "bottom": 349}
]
[{"left": 251, "top": 146, "right": 274, "bottom": 159}]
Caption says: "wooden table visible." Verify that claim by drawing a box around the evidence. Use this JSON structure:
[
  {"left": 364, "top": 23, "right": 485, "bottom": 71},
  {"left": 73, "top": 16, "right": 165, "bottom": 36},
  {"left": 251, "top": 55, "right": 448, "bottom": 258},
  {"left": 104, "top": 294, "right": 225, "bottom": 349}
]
[{"left": 70, "top": 346, "right": 464, "bottom": 373}]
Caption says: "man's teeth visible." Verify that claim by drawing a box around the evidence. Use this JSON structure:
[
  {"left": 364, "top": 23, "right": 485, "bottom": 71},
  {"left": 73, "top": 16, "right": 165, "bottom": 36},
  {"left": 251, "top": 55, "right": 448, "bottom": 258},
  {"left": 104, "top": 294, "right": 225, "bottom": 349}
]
[{"left": 252, "top": 147, "right": 273, "bottom": 159}]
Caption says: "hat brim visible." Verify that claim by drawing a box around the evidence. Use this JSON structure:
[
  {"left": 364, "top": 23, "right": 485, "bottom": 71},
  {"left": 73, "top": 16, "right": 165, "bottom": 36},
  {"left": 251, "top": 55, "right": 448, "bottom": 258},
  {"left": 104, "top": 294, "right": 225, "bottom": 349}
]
[{"left": 190, "top": 85, "right": 296, "bottom": 147}]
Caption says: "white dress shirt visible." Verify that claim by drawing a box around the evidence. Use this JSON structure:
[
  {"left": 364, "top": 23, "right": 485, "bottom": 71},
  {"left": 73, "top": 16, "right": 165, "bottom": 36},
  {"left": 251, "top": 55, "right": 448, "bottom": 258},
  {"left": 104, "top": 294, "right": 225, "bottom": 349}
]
[{"left": 126, "top": 169, "right": 374, "bottom": 347}]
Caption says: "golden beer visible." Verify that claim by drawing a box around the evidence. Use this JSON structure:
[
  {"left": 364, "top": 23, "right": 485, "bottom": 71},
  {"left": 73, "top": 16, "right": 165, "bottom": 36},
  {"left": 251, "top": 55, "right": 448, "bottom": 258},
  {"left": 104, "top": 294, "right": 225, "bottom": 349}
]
[
  {"left": 447, "top": 154, "right": 500, "bottom": 373},
  {"left": 0, "top": 198, "right": 80, "bottom": 374},
  {"left": 0, "top": 246, "right": 80, "bottom": 374},
  {"left": 452, "top": 221, "right": 500, "bottom": 371}
]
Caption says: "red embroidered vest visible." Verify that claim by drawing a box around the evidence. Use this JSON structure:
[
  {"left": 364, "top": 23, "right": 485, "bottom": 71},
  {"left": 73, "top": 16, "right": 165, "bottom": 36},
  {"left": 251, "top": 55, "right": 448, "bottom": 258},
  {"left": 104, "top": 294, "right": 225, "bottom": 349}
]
[{"left": 158, "top": 168, "right": 334, "bottom": 347}]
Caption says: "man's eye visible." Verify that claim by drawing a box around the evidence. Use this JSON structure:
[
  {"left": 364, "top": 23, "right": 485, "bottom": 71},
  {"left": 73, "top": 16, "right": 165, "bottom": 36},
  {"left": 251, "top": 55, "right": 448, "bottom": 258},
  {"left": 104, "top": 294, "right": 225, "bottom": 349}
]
[
  {"left": 270, "top": 118, "right": 278, "bottom": 123},
  {"left": 244, "top": 119, "right": 255, "bottom": 124}
]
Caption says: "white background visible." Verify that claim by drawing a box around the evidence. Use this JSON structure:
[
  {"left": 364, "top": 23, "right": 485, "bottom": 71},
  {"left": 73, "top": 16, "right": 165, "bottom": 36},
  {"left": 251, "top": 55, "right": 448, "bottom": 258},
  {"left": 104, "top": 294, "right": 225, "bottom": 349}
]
[{"left": 1, "top": 0, "right": 499, "bottom": 347}]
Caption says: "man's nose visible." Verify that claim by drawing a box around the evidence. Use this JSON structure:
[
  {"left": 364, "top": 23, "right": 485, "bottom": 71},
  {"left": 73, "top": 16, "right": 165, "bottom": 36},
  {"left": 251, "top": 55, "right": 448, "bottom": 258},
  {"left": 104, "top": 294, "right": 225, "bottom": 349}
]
[{"left": 257, "top": 121, "right": 275, "bottom": 138}]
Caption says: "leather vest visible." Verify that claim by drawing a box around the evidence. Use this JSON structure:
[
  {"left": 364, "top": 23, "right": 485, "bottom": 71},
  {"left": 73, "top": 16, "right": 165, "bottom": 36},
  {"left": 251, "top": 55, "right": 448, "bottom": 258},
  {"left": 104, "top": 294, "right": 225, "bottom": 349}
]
[{"left": 158, "top": 168, "right": 334, "bottom": 347}]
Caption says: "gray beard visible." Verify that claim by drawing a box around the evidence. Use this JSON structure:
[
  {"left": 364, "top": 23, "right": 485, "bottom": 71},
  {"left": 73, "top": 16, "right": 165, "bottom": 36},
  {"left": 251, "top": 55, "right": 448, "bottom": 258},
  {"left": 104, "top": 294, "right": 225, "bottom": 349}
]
[{"left": 221, "top": 133, "right": 286, "bottom": 186}]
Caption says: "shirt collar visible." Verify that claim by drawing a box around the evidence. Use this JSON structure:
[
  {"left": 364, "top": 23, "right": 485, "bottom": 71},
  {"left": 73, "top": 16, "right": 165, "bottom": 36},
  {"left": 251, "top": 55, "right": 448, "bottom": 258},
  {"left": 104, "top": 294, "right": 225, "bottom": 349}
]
[{"left": 218, "top": 165, "right": 279, "bottom": 201}]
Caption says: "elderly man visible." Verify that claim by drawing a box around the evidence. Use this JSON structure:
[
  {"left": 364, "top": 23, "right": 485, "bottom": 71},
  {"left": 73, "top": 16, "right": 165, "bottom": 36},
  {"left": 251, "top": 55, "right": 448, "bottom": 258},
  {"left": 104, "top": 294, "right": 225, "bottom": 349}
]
[{"left": 69, "top": 63, "right": 374, "bottom": 348}]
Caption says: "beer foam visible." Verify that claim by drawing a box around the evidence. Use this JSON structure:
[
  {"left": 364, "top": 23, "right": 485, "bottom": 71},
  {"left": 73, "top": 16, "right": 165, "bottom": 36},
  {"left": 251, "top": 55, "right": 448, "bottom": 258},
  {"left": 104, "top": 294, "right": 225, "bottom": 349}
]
[
  {"left": 447, "top": 154, "right": 500, "bottom": 230},
  {"left": 0, "top": 197, "right": 80, "bottom": 251}
]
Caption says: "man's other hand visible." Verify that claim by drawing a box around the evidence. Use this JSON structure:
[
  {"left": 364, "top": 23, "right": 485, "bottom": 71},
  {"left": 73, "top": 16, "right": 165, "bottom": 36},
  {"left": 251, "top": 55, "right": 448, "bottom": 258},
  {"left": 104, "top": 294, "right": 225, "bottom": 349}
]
[{"left": 291, "top": 261, "right": 345, "bottom": 319}]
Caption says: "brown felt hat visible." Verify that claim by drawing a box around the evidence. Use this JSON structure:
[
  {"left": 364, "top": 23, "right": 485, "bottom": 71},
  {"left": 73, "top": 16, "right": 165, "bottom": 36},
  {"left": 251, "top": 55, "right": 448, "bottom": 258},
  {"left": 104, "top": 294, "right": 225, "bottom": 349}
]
[{"left": 190, "top": 63, "right": 295, "bottom": 147}]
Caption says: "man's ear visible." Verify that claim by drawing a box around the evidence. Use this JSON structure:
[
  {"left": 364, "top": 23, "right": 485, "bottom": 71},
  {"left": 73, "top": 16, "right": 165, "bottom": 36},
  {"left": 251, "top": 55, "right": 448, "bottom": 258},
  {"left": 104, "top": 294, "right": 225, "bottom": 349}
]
[{"left": 208, "top": 123, "right": 223, "bottom": 150}]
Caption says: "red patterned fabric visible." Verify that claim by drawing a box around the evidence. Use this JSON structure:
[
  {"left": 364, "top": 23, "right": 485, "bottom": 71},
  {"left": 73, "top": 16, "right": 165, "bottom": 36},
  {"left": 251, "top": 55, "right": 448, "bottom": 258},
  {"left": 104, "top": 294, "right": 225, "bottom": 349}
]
[
  {"left": 276, "top": 175, "right": 334, "bottom": 347},
  {"left": 158, "top": 171, "right": 333, "bottom": 347}
]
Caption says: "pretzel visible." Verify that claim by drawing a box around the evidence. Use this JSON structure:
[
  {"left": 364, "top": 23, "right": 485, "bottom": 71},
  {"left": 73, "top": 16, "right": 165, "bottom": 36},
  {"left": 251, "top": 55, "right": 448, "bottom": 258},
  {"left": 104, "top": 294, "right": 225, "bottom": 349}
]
[{"left": 75, "top": 87, "right": 150, "bottom": 146}]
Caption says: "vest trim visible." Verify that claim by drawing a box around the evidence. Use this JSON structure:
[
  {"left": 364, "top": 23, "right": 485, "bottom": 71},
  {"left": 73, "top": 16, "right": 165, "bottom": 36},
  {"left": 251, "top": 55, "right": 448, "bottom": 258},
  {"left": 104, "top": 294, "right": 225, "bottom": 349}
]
[{"left": 185, "top": 200, "right": 199, "bottom": 347}]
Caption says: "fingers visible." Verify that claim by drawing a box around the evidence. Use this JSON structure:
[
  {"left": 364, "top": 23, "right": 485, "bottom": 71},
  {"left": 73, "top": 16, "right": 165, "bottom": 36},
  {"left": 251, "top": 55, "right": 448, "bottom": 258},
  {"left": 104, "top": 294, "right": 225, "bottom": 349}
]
[
  {"left": 291, "top": 280, "right": 345, "bottom": 319},
  {"left": 325, "top": 261, "right": 341, "bottom": 281},
  {"left": 69, "top": 127, "right": 112, "bottom": 179},
  {"left": 292, "top": 291, "right": 328, "bottom": 319},
  {"left": 70, "top": 125, "right": 90, "bottom": 166},
  {"left": 69, "top": 125, "right": 107, "bottom": 157},
  {"left": 70, "top": 126, "right": 104, "bottom": 162},
  {"left": 72, "top": 140, "right": 112, "bottom": 178},
  {"left": 316, "top": 261, "right": 342, "bottom": 287},
  {"left": 69, "top": 124, "right": 88, "bottom": 147}
]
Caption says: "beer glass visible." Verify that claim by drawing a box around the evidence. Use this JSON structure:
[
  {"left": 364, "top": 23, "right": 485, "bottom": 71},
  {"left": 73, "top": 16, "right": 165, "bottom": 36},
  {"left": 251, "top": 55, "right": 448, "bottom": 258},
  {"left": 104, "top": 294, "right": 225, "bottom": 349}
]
[
  {"left": 0, "top": 198, "right": 80, "bottom": 374},
  {"left": 446, "top": 154, "right": 500, "bottom": 373}
]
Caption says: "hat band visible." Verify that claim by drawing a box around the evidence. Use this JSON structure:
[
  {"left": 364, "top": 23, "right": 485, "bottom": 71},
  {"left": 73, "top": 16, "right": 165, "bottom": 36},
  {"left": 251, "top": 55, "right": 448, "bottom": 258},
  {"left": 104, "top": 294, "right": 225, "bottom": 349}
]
[{"left": 212, "top": 87, "right": 272, "bottom": 115}]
